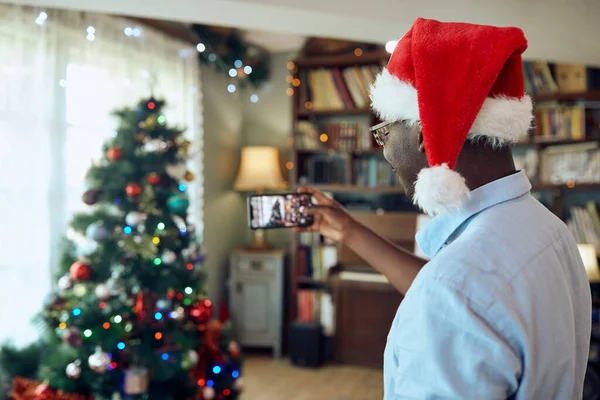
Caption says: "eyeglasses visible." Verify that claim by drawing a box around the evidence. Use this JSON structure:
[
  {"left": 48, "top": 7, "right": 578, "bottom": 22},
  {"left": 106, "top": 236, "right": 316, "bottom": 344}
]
[{"left": 369, "top": 121, "right": 394, "bottom": 147}]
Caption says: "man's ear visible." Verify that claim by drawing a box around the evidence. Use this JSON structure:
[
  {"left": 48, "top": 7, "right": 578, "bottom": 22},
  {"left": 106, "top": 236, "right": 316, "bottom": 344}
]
[{"left": 418, "top": 131, "right": 425, "bottom": 153}]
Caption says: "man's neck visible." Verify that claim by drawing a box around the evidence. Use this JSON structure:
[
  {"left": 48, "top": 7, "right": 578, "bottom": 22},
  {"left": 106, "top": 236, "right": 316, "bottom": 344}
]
[{"left": 455, "top": 145, "right": 517, "bottom": 191}]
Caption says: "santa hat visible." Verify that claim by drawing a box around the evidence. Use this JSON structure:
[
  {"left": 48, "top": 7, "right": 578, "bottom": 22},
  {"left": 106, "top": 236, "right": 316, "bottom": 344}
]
[{"left": 370, "top": 18, "right": 533, "bottom": 216}]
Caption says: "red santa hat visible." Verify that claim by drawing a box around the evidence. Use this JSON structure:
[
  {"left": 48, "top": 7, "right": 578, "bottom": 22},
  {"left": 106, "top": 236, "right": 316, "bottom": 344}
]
[{"left": 370, "top": 18, "right": 533, "bottom": 216}]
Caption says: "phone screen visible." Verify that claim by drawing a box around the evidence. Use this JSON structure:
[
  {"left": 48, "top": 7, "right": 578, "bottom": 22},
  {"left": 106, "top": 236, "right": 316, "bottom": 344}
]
[{"left": 248, "top": 193, "right": 313, "bottom": 230}]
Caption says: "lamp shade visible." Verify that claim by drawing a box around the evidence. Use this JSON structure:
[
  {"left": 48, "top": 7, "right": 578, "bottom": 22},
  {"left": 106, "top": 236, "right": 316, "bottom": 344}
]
[
  {"left": 578, "top": 244, "right": 600, "bottom": 283},
  {"left": 234, "top": 146, "right": 286, "bottom": 192}
]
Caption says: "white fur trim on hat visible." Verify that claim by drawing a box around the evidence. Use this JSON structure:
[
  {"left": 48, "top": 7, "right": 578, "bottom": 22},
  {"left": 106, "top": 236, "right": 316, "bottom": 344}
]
[
  {"left": 369, "top": 69, "right": 533, "bottom": 143},
  {"left": 413, "top": 164, "right": 470, "bottom": 217}
]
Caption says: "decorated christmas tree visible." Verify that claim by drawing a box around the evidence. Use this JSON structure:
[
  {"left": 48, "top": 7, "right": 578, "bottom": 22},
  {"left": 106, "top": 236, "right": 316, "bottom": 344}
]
[{"left": 1, "top": 98, "right": 243, "bottom": 400}]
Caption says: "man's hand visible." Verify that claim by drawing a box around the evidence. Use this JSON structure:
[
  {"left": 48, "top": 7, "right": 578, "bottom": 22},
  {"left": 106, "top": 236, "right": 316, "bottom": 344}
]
[{"left": 293, "top": 186, "right": 357, "bottom": 244}]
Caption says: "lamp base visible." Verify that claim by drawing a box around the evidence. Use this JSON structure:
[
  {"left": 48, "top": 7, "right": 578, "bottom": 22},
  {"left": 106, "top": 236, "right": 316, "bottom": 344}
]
[{"left": 247, "top": 229, "right": 272, "bottom": 251}]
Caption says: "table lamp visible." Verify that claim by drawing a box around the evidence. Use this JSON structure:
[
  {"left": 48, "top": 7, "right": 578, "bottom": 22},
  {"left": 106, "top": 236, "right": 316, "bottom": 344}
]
[
  {"left": 578, "top": 244, "right": 600, "bottom": 283},
  {"left": 234, "top": 146, "right": 286, "bottom": 250}
]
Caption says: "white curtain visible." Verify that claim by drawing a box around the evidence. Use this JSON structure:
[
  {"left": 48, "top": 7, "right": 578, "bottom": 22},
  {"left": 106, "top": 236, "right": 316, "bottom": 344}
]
[{"left": 0, "top": 5, "right": 204, "bottom": 346}]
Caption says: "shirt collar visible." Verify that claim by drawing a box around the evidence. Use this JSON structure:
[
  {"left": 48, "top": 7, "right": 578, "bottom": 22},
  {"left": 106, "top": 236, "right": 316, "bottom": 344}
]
[{"left": 415, "top": 170, "right": 532, "bottom": 259}]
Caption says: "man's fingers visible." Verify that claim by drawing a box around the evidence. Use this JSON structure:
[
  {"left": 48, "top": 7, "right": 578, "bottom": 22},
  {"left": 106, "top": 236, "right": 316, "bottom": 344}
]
[{"left": 297, "top": 186, "right": 335, "bottom": 206}]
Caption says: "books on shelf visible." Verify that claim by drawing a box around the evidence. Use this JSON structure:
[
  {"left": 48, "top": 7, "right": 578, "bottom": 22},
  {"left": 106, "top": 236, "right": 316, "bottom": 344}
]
[
  {"left": 353, "top": 158, "right": 399, "bottom": 187},
  {"left": 523, "top": 60, "right": 559, "bottom": 96},
  {"left": 298, "top": 65, "right": 383, "bottom": 111},
  {"left": 297, "top": 289, "right": 335, "bottom": 334},
  {"left": 295, "top": 231, "right": 338, "bottom": 281},
  {"left": 534, "top": 104, "right": 585, "bottom": 141},
  {"left": 539, "top": 142, "right": 600, "bottom": 184},
  {"left": 295, "top": 120, "right": 374, "bottom": 151},
  {"left": 567, "top": 202, "right": 600, "bottom": 254}
]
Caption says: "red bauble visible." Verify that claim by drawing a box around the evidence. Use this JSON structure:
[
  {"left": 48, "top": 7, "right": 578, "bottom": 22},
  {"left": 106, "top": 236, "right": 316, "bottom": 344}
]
[
  {"left": 125, "top": 183, "right": 143, "bottom": 197},
  {"left": 107, "top": 147, "right": 123, "bottom": 161},
  {"left": 147, "top": 173, "right": 161, "bottom": 185},
  {"left": 34, "top": 383, "right": 54, "bottom": 399},
  {"left": 70, "top": 261, "right": 91, "bottom": 281},
  {"left": 189, "top": 299, "right": 213, "bottom": 325},
  {"left": 82, "top": 189, "right": 100, "bottom": 205}
]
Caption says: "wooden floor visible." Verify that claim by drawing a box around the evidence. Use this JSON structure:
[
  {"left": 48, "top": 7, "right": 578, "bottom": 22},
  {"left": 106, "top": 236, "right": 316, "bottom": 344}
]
[{"left": 241, "top": 356, "right": 384, "bottom": 400}]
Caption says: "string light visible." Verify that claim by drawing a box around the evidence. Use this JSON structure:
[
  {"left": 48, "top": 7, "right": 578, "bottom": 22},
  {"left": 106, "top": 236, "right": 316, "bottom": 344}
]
[
  {"left": 354, "top": 48, "right": 363, "bottom": 56},
  {"left": 117, "top": 342, "right": 126, "bottom": 350},
  {"left": 59, "top": 322, "right": 67, "bottom": 329},
  {"left": 109, "top": 362, "right": 117, "bottom": 370},
  {"left": 83, "top": 329, "right": 92, "bottom": 338},
  {"left": 234, "top": 60, "right": 243, "bottom": 68},
  {"left": 228, "top": 68, "right": 238, "bottom": 78},
  {"left": 287, "top": 61, "right": 295, "bottom": 70},
  {"left": 286, "top": 75, "right": 293, "bottom": 83},
  {"left": 157, "top": 115, "right": 166, "bottom": 124},
  {"left": 186, "top": 263, "right": 194, "bottom": 271},
  {"left": 385, "top": 40, "right": 398, "bottom": 53},
  {"left": 161, "top": 353, "right": 169, "bottom": 361},
  {"left": 114, "top": 315, "right": 122, "bottom": 323},
  {"left": 250, "top": 94, "right": 259, "bottom": 103},
  {"left": 232, "top": 370, "right": 240, "bottom": 378},
  {"left": 132, "top": 28, "right": 141, "bottom": 37},
  {"left": 35, "top": 12, "right": 48, "bottom": 25},
  {"left": 103, "top": 322, "right": 110, "bottom": 329},
  {"left": 207, "top": 380, "right": 214, "bottom": 387},
  {"left": 196, "top": 43, "right": 206, "bottom": 52},
  {"left": 208, "top": 54, "right": 217, "bottom": 62},
  {"left": 213, "top": 366, "right": 221, "bottom": 374},
  {"left": 99, "top": 302, "right": 107, "bottom": 309},
  {"left": 286, "top": 162, "right": 294, "bottom": 170},
  {"left": 124, "top": 226, "right": 132, "bottom": 234},
  {"left": 154, "top": 312, "right": 163, "bottom": 320},
  {"left": 197, "top": 379, "right": 206, "bottom": 387},
  {"left": 153, "top": 258, "right": 162, "bottom": 266},
  {"left": 157, "top": 222, "right": 165, "bottom": 230},
  {"left": 183, "top": 298, "right": 192, "bottom": 306},
  {"left": 155, "top": 332, "right": 163, "bottom": 340},
  {"left": 87, "top": 33, "right": 95, "bottom": 41},
  {"left": 72, "top": 308, "right": 81, "bottom": 316},
  {"left": 224, "top": 389, "right": 231, "bottom": 396},
  {"left": 179, "top": 184, "right": 187, "bottom": 192},
  {"left": 286, "top": 88, "right": 294, "bottom": 96},
  {"left": 152, "top": 237, "right": 160, "bottom": 244},
  {"left": 227, "top": 84, "right": 236, "bottom": 93},
  {"left": 87, "top": 26, "right": 95, "bottom": 34},
  {"left": 124, "top": 27, "right": 133, "bottom": 36},
  {"left": 125, "top": 323, "right": 133, "bottom": 332},
  {"left": 292, "top": 78, "right": 301, "bottom": 87},
  {"left": 244, "top": 65, "right": 253, "bottom": 74},
  {"left": 320, "top": 133, "right": 329, "bottom": 142},
  {"left": 184, "top": 287, "right": 193, "bottom": 295},
  {"left": 148, "top": 101, "right": 156, "bottom": 110}
]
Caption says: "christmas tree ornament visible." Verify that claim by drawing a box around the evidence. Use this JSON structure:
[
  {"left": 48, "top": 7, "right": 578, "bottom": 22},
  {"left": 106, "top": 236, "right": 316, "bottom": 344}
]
[
  {"left": 139, "top": 115, "right": 157, "bottom": 130},
  {"left": 82, "top": 189, "right": 100, "bottom": 205},
  {"left": 125, "top": 211, "right": 147, "bottom": 227},
  {"left": 124, "top": 367, "right": 149, "bottom": 395},
  {"left": 125, "top": 183, "right": 143, "bottom": 197},
  {"left": 86, "top": 221, "right": 110, "bottom": 242},
  {"left": 88, "top": 346, "right": 111, "bottom": 373},
  {"left": 63, "top": 327, "right": 83, "bottom": 348},
  {"left": 142, "top": 139, "right": 169, "bottom": 154},
  {"left": 179, "top": 139, "right": 191, "bottom": 155},
  {"left": 65, "top": 360, "right": 82, "bottom": 379},
  {"left": 161, "top": 250, "right": 177, "bottom": 264},
  {"left": 107, "top": 147, "right": 123, "bottom": 161},
  {"left": 73, "top": 283, "right": 87, "bottom": 297},
  {"left": 202, "top": 387, "right": 215, "bottom": 400},
  {"left": 156, "top": 299, "right": 172, "bottom": 310},
  {"left": 147, "top": 172, "right": 161, "bottom": 185},
  {"left": 57, "top": 274, "right": 73, "bottom": 291},
  {"left": 187, "top": 349, "right": 199, "bottom": 366},
  {"left": 228, "top": 341, "right": 241, "bottom": 358},
  {"left": 95, "top": 283, "right": 111, "bottom": 300},
  {"left": 167, "top": 194, "right": 189, "bottom": 215},
  {"left": 184, "top": 171, "right": 195, "bottom": 181},
  {"left": 165, "top": 163, "right": 187, "bottom": 180},
  {"left": 189, "top": 299, "right": 213, "bottom": 325},
  {"left": 34, "top": 383, "right": 54, "bottom": 399},
  {"left": 70, "top": 261, "right": 91, "bottom": 281}
]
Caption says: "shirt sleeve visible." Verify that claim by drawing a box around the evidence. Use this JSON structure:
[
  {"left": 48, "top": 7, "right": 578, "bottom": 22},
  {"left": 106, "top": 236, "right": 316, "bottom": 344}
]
[{"left": 390, "top": 277, "right": 522, "bottom": 399}]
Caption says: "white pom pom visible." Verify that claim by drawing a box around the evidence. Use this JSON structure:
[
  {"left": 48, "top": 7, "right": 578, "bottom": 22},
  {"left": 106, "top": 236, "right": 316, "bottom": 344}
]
[{"left": 413, "top": 164, "right": 470, "bottom": 217}]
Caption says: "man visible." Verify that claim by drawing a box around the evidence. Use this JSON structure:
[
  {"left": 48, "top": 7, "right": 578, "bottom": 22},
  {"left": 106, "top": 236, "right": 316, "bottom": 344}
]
[{"left": 297, "top": 18, "right": 591, "bottom": 399}]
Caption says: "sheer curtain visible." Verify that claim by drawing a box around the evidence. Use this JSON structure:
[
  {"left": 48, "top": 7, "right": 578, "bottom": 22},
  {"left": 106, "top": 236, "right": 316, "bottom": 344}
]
[{"left": 0, "top": 5, "right": 204, "bottom": 346}]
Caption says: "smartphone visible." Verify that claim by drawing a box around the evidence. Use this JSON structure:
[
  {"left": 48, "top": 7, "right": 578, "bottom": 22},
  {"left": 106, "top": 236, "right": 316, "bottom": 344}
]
[{"left": 247, "top": 193, "right": 313, "bottom": 230}]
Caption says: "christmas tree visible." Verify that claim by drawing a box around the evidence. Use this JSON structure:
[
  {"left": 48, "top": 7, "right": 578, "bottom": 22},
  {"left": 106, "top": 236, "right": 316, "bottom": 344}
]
[{"left": 1, "top": 98, "right": 243, "bottom": 400}]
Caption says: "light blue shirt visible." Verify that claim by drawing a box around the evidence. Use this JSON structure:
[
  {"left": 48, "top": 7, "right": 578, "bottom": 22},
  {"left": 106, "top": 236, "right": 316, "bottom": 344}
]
[{"left": 384, "top": 171, "right": 591, "bottom": 399}]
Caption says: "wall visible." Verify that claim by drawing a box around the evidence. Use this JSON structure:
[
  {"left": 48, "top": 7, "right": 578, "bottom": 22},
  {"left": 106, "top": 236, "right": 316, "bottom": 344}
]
[
  {"left": 241, "top": 51, "right": 297, "bottom": 249},
  {"left": 201, "top": 66, "right": 247, "bottom": 303}
]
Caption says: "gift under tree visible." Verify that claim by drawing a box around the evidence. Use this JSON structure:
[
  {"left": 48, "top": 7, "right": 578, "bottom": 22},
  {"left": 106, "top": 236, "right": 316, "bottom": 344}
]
[{"left": 1, "top": 98, "right": 243, "bottom": 400}]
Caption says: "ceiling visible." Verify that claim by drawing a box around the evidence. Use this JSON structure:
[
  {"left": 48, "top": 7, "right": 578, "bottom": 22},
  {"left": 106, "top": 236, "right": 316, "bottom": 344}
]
[{"left": 5, "top": 0, "right": 600, "bottom": 65}]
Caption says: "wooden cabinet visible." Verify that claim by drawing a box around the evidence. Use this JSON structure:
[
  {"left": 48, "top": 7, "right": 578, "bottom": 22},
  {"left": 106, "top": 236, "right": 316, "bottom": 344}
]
[{"left": 229, "top": 249, "right": 285, "bottom": 358}]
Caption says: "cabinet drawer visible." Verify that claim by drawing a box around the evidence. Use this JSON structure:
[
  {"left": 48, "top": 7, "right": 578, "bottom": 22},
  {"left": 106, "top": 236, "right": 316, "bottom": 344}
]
[{"left": 235, "top": 258, "right": 276, "bottom": 274}]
